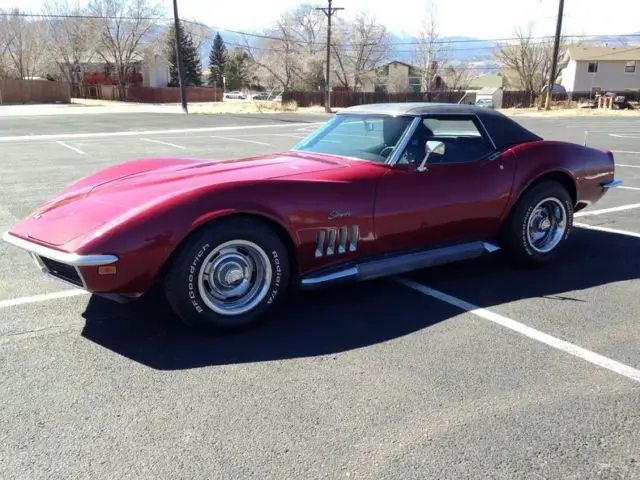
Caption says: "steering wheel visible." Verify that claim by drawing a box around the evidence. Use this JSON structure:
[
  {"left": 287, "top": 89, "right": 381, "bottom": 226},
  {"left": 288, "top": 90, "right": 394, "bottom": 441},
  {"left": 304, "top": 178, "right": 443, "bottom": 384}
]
[{"left": 380, "top": 145, "right": 394, "bottom": 157}]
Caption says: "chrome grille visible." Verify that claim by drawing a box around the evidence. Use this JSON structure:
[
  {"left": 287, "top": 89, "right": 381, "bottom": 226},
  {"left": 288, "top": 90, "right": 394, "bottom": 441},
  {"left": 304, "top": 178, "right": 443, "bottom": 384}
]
[
  {"left": 326, "top": 229, "right": 337, "bottom": 256},
  {"left": 315, "top": 225, "right": 359, "bottom": 258},
  {"left": 315, "top": 230, "right": 326, "bottom": 258},
  {"left": 38, "top": 256, "right": 83, "bottom": 287},
  {"left": 348, "top": 225, "right": 359, "bottom": 252}
]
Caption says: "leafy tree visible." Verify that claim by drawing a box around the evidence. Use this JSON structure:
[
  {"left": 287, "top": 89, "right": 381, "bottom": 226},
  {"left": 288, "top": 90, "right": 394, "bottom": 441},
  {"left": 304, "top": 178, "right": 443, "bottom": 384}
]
[
  {"left": 208, "top": 32, "right": 226, "bottom": 86},
  {"left": 223, "top": 49, "right": 251, "bottom": 90},
  {"left": 166, "top": 20, "right": 202, "bottom": 87}
]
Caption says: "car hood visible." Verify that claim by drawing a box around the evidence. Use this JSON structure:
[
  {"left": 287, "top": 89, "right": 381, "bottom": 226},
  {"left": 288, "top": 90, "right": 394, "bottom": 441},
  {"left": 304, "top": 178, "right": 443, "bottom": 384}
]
[
  {"left": 86, "top": 152, "right": 345, "bottom": 199},
  {"left": 11, "top": 152, "right": 348, "bottom": 247}
]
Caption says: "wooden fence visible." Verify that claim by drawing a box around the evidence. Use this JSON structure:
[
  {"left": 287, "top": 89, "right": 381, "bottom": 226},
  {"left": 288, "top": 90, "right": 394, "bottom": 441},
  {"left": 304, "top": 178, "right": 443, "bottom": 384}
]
[
  {"left": 282, "top": 90, "right": 467, "bottom": 108},
  {"left": 0, "top": 79, "right": 71, "bottom": 104},
  {"left": 72, "top": 84, "right": 224, "bottom": 103}
]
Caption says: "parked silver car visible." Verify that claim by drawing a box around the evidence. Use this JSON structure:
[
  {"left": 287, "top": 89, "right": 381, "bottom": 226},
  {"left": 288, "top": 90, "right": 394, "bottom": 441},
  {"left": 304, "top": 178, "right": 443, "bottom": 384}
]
[{"left": 474, "top": 98, "right": 495, "bottom": 109}]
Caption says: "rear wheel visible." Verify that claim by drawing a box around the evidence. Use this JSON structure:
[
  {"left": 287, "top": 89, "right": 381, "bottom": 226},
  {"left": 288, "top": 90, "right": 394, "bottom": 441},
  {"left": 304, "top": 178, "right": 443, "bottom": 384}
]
[
  {"left": 164, "top": 217, "right": 290, "bottom": 330},
  {"left": 500, "top": 180, "right": 574, "bottom": 266}
]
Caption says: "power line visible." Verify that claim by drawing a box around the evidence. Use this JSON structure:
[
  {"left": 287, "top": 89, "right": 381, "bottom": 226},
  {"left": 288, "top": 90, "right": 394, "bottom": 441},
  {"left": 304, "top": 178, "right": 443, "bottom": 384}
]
[{"left": 3, "top": 11, "right": 640, "bottom": 49}]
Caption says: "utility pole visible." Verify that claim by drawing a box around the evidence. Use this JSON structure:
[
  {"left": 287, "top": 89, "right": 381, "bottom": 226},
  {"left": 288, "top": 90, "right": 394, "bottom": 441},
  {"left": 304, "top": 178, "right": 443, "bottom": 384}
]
[
  {"left": 545, "top": 0, "right": 565, "bottom": 110},
  {"left": 316, "top": 0, "right": 343, "bottom": 113},
  {"left": 172, "top": 0, "right": 188, "bottom": 114}
]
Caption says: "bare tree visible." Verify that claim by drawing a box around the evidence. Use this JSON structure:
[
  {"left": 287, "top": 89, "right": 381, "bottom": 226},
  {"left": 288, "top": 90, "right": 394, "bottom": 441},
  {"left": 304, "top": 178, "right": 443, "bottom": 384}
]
[
  {"left": 42, "top": 0, "right": 102, "bottom": 86},
  {"left": 245, "top": 34, "right": 299, "bottom": 91},
  {"left": 331, "top": 13, "right": 392, "bottom": 90},
  {"left": 245, "top": 4, "right": 329, "bottom": 91},
  {"left": 495, "top": 24, "right": 567, "bottom": 105},
  {"left": 413, "top": 0, "right": 451, "bottom": 92},
  {"left": 0, "top": 9, "right": 48, "bottom": 79},
  {"left": 0, "top": 9, "right": 17, "bottom": 78},
  {"left": 443, "top": 63, "right": 474, "bottom": 91},
  {"left": 387, "top": 66, "right": 411, "bottom": 93},
  {"left": 87, "top": 0, "right": 164, "bottom": 97}
]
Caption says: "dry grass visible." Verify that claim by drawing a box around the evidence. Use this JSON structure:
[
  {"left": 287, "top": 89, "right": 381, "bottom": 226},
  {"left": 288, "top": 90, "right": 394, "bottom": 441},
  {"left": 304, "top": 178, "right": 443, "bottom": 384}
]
[{"left": 188, "top": 99, "right": 302, "bottom": 115}]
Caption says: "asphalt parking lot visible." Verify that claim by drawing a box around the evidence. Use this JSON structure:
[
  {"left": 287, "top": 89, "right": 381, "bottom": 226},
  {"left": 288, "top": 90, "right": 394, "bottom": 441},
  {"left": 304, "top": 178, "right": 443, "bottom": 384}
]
[{"left": 1, "top": 110, "right": 639, "bottom": 479}]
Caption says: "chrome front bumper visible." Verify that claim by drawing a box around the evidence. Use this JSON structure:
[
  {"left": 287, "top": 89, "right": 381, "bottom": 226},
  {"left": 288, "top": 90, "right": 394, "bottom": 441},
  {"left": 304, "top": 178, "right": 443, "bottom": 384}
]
[{"left": 2, "top": 231, "right": 118, "bottom": 289}]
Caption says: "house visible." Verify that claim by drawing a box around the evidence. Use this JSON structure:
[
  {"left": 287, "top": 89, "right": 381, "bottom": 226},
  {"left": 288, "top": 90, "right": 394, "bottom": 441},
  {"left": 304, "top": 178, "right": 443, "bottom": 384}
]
[
  {"left": 61, "top": 52, "right": 170, "bottom": 89},
  {"left": 559, "top": 46, "right": 640, "bottom": 93},
  {"left": 467, "top": 73, "right": 505, "bottom": 90},
  {"left": 359, "top": 61, "right": 423, "bottom": 93}
]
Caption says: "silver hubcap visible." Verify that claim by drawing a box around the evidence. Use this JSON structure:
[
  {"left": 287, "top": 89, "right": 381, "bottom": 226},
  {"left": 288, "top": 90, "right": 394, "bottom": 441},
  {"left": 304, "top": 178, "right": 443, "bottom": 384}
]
[
  {"left": 197, "top": 240, "right": 272, "bottom": 316},
  {"left": 526, "top": 197, "right": 567, "bottom": 253}
]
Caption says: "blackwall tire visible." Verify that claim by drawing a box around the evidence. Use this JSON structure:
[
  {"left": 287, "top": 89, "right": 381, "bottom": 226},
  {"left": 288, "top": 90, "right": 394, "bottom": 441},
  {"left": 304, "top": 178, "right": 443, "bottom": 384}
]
[
  {"left": 500, "top": 180, "right": 574, "bottom": 266},
  {"left": 164, "top": 217, "right": 290, "bottom": 330}
]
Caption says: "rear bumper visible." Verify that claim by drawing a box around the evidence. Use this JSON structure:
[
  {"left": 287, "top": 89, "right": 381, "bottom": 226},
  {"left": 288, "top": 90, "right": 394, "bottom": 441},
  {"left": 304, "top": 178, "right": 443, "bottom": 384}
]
[
  {"left": 2, "top": 231, "right": 118, "bottom": 290},
  {"left": 601, "top": 179, "right": 623, "bottom": 189}
]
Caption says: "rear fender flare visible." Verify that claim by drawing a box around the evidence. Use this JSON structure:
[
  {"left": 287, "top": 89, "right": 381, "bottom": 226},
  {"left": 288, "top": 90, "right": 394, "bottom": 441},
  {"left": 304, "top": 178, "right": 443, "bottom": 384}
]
[{"left": 504, "top": 167, "right": 578, "bottom": 221}]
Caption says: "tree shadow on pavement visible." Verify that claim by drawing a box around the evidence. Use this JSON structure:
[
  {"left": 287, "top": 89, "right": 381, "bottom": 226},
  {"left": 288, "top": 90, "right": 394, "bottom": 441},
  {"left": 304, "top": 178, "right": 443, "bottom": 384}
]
[{"left": 80, "top": 227, "right": 639, "bottom": 370}]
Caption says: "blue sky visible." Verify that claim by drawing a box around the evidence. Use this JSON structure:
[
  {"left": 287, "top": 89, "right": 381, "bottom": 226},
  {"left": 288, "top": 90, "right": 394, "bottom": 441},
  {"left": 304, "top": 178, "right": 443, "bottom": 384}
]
[{"left": 2, "top": 0, "right": 639, "bottom": 39}]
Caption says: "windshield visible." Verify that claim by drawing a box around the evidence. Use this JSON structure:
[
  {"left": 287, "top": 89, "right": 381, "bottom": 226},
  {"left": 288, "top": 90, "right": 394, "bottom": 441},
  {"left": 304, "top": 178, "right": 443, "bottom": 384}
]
[{"left": 291, "top": 114, "right": 415, "bottom": 163}]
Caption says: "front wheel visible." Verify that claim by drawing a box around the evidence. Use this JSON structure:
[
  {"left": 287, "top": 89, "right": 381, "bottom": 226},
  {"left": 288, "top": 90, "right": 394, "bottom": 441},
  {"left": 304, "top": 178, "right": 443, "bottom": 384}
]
[
  {"left": 164, "top": 217, "right": 290, "bottom": 330},
  {"left": 500, "top": 180, "right": 574, "bottom": 266}
]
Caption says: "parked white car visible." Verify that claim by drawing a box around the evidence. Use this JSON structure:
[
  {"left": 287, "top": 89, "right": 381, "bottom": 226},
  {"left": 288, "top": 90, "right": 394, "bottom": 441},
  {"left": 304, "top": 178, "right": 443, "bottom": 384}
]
[{"left": 224, "top": 91, "right": 246, "bottom": 100}]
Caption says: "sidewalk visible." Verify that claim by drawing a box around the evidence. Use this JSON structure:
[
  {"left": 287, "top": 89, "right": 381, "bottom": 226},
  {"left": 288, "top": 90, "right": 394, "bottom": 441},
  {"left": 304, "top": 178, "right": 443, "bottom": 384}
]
[
  {"left": 1, "top": 98, "right": 637, "bottom": 118},
  {"left": 0, "top": 98, "right": 185, "bottom": 116}
]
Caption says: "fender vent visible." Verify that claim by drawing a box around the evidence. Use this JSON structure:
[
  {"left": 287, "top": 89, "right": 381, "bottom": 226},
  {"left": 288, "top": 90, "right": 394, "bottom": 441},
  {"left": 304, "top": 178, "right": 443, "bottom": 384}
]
[{"left": 315, "top": 225, "right": 359, "bottom": 258}]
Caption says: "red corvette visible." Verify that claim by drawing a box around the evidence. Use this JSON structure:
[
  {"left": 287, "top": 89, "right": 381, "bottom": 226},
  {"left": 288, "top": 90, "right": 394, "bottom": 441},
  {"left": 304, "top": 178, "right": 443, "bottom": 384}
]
[{"left": 3, "top": 103, "right": 622, "bottom": 330}]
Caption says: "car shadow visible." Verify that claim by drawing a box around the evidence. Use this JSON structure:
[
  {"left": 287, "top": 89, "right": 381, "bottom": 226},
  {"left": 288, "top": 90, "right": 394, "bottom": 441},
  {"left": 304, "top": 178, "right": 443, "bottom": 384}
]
[{"left": 80, "top": 227, "right": 639, "bottom": 370}]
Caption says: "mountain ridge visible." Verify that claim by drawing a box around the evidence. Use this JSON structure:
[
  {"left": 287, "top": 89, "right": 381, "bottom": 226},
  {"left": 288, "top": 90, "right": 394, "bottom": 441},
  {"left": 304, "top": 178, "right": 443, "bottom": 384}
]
[{"left": 196, "top": 27, "right": 640, "bottom": 71}]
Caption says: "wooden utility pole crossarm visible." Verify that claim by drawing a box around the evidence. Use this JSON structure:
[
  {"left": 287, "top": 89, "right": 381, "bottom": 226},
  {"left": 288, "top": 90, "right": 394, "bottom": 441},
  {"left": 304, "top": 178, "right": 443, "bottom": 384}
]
[{"left": 316, "top": 0, "right": 344, "bottom": 113}]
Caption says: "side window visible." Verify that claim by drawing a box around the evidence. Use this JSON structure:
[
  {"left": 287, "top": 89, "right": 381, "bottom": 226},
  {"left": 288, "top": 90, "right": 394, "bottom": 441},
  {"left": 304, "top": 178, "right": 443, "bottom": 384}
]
[{"left": 398, "top": 115, "right": 495, "bottom": 165}]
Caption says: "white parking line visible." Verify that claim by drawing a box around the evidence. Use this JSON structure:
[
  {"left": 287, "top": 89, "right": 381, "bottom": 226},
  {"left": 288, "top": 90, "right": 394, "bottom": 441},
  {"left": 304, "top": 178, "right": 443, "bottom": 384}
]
[
  {"left": 393, "top": 277, "right": 640, "bottom": 383},
  {"left": 618, "top": 186, "right": 640, "bottom": 191},
  {"left": 575, "top": 222, "right": 640, "bottom": 238},
  {"left": 617, "top": 164, "right": 640, "bottom": 169},
  {"left": 141, "top": 138, "right": 187, "bottom": 150},
  {"left": 56, "top": 141, "right": 86, "bottom": 155},
  {"left": 0, "top": 122, "right": 325, "bottom": 142},
  {"left": 613, "top": 149, "right": 640, "bottom": 154},
  {"left": 575, "top": 202, "right": 640, "bottom": 217},
  {"left": 211, "top": 135, "right": 271, "bottom": 146},
  {"left": 268, "top": 134, "right": 307, "bottom": 139},
  {"left": 0, "top": 289, "right": 88, "bottom": 309}
]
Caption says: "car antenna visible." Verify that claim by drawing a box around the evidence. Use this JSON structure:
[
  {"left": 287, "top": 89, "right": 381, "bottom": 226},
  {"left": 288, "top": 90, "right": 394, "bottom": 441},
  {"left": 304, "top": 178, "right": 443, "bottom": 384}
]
[{"left": 584, "top": 130, "right": 589, "bottom": 146}]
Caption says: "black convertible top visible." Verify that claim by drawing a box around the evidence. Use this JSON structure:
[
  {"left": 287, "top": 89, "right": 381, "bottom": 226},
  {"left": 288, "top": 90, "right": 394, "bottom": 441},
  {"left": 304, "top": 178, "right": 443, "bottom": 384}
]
[{"left": 338, "top": 102, "right": 543, "bottom": 150}]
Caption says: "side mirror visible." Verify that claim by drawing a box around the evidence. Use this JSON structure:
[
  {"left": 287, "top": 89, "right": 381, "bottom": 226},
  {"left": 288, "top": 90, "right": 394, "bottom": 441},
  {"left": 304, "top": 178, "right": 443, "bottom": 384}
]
[
  {"left": 364, "top": 120, "right": 375, "bottom": 132},
  {"left": 417, "top": 141, "right": 445, "bottom": 172}
]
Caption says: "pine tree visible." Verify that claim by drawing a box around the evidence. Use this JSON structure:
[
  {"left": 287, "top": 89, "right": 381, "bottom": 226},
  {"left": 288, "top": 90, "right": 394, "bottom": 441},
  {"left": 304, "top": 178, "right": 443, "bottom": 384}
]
[
  {"left": 208, "top": 32, "right": 227, "bottom": 87},
  {"left": 224, "top": 49, "right": 251, "bottom": 90},
  {"left": 166, "top": 20, "right": 202, "bottom": 87}
]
